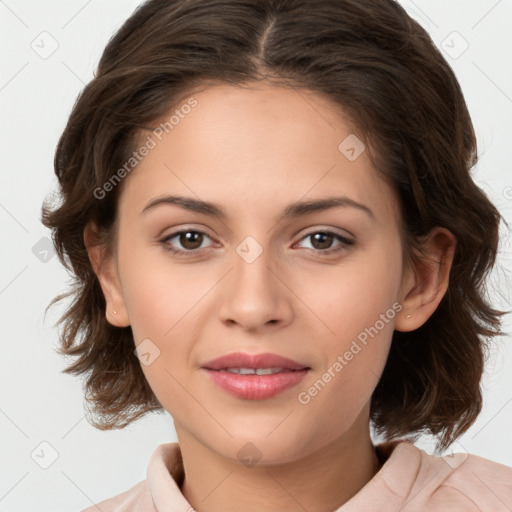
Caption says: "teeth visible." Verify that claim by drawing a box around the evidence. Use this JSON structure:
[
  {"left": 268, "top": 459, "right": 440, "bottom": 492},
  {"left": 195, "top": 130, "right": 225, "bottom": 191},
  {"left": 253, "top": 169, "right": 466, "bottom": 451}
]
[{"left": 223, "top": 367, "right": 290, "bottom": 375}]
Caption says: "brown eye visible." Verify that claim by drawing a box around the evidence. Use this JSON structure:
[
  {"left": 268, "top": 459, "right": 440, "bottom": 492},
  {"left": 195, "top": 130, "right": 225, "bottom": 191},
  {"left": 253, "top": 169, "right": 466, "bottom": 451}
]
[
  {"left": 310, "top": 232, "right": 334, "bottom": 250},
  {"left": 160, "top": 229, "right": 214, "bottom": 254},
  {"left": 178, "top": 231, "right": 204, "bottom": 250},
  {"left": 296, "top": 230, "right": 354, "bottom": 253}
]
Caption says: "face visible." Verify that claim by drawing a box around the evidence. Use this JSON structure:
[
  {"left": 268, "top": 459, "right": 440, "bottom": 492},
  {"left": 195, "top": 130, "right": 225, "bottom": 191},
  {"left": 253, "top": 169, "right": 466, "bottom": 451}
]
[{"left": 101, "top": 82, "right": 410, "bottom": 464}]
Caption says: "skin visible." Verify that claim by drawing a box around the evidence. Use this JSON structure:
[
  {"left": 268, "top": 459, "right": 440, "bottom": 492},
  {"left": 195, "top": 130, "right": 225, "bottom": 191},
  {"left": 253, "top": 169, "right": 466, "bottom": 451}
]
[{"left": 85, "top": 82, "right": 456, "bottom": 512}]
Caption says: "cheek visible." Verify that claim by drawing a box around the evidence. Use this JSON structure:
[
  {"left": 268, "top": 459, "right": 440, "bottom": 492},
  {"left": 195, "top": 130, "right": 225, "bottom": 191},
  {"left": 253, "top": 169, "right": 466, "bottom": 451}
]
[
  {"left": 296, "top": 295, "right": 396, "bottom": 435},
  {"left": 300, "top": 246, "right": 401, "bottom": 341},
  {"left": 118, "top": 240, "right": 202, "bottom": 339},
  {"left": 116, "top": 242, "right": 210, "bottom": 409},
  {"left": 297, "top": 243, "right": 401, "bottom": 400}
]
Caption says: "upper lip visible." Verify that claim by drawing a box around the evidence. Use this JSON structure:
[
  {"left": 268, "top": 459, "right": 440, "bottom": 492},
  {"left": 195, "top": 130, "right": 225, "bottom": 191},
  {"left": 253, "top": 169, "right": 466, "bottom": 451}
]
[{"left": 201, "top": 352, "right": 310, "bottom": 371}]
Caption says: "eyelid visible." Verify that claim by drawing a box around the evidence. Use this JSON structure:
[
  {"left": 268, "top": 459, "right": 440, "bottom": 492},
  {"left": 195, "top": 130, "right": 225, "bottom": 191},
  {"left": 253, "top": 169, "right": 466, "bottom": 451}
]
[
  {"left": 292, "top": 228, "right": 354, "bottom": 253},
  {"left": 159, "top": 225, "right": 355, "bottom": 257},
  {"left": 295, "top": 226, "right": 354, "bottom": 243},
  {"left": 159, "top": 227, "right": 217, "bottom": 252}
]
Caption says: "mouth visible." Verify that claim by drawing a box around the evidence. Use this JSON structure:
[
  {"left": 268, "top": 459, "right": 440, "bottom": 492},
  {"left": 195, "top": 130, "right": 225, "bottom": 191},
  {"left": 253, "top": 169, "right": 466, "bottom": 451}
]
[
  {"left": 211, "top": 367, "right": 302, "bottom": 375},
  {"left": 201, "top": 352, "right": 311, "bottom": 400},
  {"left": 201, "top": 351, "right": 310, "bottom": 372}
]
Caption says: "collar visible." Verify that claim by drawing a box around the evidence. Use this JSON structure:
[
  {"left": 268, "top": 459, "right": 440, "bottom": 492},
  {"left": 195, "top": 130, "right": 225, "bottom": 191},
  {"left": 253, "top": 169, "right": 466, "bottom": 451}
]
[{"left": 146, "top": 440, "right": 421, "bottom": 512}]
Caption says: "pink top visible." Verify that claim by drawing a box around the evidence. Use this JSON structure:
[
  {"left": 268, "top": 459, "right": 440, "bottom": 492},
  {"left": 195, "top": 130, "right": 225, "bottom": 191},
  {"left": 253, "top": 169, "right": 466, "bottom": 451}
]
[{"left": 81, "top": 440, "right": 512, "bottom": 511}]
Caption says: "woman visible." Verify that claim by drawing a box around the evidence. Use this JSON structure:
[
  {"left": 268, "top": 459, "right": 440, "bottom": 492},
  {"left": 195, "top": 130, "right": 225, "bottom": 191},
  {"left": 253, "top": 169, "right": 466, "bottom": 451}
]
[{"left": 42, "top": 0, "right": 512, "bottom": 510}]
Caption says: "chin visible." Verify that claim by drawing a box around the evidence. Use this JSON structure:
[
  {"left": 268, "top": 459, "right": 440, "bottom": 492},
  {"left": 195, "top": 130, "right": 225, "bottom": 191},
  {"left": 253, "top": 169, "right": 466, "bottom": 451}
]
[{"left": 210, "top": 431, "right": 313, "bottom": 467}]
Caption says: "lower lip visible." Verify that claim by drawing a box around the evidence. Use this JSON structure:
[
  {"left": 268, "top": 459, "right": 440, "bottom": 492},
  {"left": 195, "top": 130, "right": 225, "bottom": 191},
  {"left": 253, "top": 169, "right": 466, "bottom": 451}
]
[{"left": 202, "top": 368, "right": 310, "bottom": 400}]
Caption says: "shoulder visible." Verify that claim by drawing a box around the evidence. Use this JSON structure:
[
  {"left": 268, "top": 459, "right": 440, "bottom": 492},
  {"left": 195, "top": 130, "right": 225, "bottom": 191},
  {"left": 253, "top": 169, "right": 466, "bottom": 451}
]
[
  {"left": 78, "top": 442, "right": 185, "bottom": 512},
  {"left": 414, "top": 446, "right": 512, "bottom": 511},
  {"left": 367, "top": 440, "right": 512, "bottom": 511},
  {"left": 80, "top": 479, "right": 155, "bottom": 512}
]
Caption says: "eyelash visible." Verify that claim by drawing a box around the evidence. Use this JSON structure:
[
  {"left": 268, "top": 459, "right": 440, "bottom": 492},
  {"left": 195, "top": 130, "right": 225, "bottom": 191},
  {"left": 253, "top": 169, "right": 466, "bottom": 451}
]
[{"left": 159, "top": 228, "right": 354, "bottom": 257}]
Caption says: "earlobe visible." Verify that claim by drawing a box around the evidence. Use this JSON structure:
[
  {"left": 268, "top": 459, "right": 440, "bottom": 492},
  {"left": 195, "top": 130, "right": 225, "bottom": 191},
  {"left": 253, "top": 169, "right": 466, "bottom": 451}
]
[
  {"left": 84, "top": 223, "right": 130, "bottom": 328},
  {"left": 395, "top": 227, "right": 456, "bottom": 332}
]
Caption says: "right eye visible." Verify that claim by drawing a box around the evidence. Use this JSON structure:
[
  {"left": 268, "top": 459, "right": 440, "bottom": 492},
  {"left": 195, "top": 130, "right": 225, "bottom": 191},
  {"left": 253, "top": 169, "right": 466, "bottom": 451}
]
[{"left": 160, "top": 229, "right": 216, "bottom": 256}]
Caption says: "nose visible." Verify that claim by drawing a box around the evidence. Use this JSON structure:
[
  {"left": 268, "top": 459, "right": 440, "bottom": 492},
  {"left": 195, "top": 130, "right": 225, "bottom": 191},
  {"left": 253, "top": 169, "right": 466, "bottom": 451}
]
[{"left": 217, "top": 243, "right": 294, "bottom": 333}]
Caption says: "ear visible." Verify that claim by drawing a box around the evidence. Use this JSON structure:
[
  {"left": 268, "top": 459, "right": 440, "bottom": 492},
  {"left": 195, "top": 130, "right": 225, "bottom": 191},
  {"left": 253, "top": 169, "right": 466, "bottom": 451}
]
[
  {"left": 84, "top": 221, "right": 130, "bottom": 328},
  {"left": 394, "top": 227, "right": 456, "bottom": 332}
]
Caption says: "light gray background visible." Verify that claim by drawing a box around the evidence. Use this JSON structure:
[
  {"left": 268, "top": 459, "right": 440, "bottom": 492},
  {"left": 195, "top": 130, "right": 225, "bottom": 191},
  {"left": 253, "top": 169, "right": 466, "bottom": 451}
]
[{"left": 1, "top": 0, "right": 511, "bottom": 510}]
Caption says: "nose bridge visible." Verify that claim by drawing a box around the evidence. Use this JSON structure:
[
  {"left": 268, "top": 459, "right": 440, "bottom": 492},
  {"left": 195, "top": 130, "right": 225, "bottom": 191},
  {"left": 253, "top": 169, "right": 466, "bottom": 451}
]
[
  {"left": 232, "top": 234, "right": 278, "bottom": 300},
  {"left": 218, "top": 234, "right": 293, "bottom": 329}
]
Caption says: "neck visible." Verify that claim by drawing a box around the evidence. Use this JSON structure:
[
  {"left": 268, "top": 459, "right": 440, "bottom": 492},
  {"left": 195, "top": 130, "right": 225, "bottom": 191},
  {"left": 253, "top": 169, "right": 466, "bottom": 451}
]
[{"left": 177, "top": 414, "right": 380, "bottom": 512}]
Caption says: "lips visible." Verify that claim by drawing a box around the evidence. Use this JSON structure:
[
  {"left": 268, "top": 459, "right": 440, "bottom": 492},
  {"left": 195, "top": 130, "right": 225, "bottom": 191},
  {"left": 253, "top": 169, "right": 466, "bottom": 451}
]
[
  {"left": 201, "top": 352, "right": 310, "bottom": 371},
  {"left": 201, "top": 352, "right": 311, "bottom": 400}
]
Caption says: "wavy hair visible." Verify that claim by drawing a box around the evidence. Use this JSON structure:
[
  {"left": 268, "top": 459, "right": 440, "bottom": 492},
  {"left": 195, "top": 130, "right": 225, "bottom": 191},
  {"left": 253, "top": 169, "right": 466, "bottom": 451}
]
[{"left": 41, "top": 0, "right": 507, "bottom": 449}]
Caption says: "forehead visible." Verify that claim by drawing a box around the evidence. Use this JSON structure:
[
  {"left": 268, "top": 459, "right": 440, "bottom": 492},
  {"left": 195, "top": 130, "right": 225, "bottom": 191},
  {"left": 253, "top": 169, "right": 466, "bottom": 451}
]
[{"left": 119, "top": 82, "right": 400, "bottom": 228}]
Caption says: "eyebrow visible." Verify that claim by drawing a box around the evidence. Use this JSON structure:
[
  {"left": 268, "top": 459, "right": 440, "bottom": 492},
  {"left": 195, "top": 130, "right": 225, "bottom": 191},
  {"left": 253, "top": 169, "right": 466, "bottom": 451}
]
[{"left": 140, "top": 194, "right": 374, "bottom": 221}]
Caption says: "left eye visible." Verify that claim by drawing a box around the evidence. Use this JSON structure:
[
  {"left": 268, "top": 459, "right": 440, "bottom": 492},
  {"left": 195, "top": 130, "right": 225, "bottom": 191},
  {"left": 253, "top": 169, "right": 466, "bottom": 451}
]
[{"left": 295, "top": 231, "right": 354, "bottom": 252}]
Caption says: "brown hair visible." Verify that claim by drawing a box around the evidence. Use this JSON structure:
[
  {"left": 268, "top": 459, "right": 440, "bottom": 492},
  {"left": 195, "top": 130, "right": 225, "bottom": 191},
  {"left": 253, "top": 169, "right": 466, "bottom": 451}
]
[{"left": 42, "top": 0, "right": 507, "bottom": 449}]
